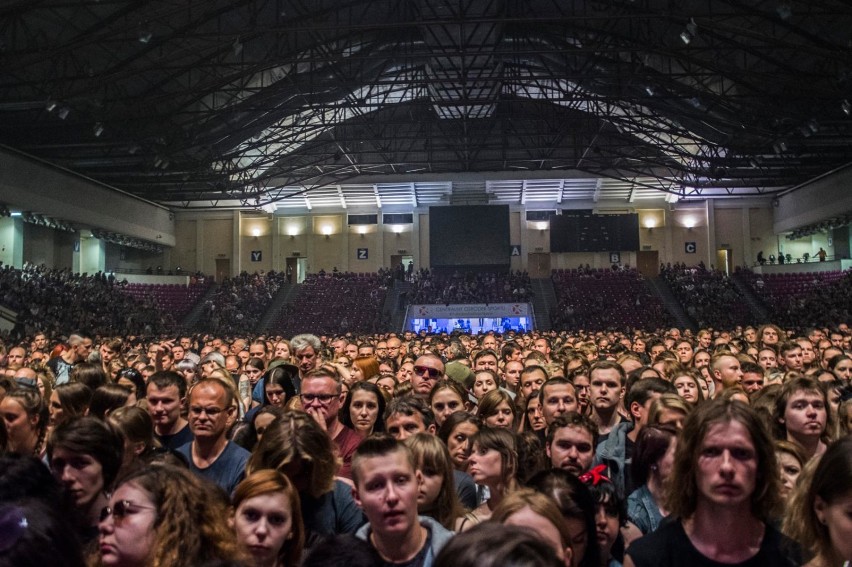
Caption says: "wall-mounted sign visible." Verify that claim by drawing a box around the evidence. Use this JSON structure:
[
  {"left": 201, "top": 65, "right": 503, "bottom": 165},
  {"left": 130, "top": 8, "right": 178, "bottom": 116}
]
[
  {"left": 685, "top": 242, "right": 697, "bottom": 253},
  {"left": 251, "top": 251, "right": 262, "bottom": 262},
  {"left": 510, "top": 245, "right": 521, "bottom": 256},
  {"left": 610, "top": 252, "right": 621, "bottom": 263},
  {"left": 357, "top": 248, "right": 368, "bottom": 260}
]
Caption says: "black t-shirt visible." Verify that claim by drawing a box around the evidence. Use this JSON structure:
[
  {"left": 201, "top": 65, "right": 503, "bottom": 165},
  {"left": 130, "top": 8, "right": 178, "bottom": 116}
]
[
  {"left": 155, "top": 423, "right": 193, "bottom": 451},
  {"left": 626, "top": 519, "right": 799, "bottom": 567},
  {"left": 379, "top": 528, "right": 432, "bottom": 567}
]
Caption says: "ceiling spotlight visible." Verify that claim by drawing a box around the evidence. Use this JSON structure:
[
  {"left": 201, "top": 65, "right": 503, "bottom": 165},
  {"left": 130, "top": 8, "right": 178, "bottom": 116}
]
[
  {"left": 57, "top": 107, "right": 70, "bottom": 120},
  {"left": 773, "top": 141, "right": 787, "bottom": 154},
  {"left": 45, "top": 100, "right": 57, "bottom": 112},
  {"left": 139, "top": 31, "right": 152, "bottom": 44},
  {"left": 843, "top": 99, "right": 851, "bottom": 116},
  {"left": 93, "top": 123, "right": 104, "bottom": 137},
  {"left": 680, "top": 19, "right": 697, "bottom": 45}
]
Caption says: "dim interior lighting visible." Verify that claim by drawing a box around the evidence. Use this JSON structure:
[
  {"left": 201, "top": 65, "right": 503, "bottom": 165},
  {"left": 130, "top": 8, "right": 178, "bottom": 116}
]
[
  {"left": 45, "top": 100, "right": 57, "bottom": 112},
  {"left": 644, "top": 218, "right": 657, "bottom": 229},
  {"left": 322, "top": 225, "right": 332, "bottom": 237},
  {"left": 10, "top": 212, "right": 21, "bottom": 217},
  {"left": 843, "top": 99, "right": 851, "bottom": 116},
  {"left": 684, "top": 218, "right": 696, "bottom": 229},
  {"left": 392, "top": 225, "right": 403, "bottom": 235},
  {"left": 139, "top": 31, "right": 152, "bottom": 44},
  {"left": 93, "top": 123, "right": 104, "bottom": 137},
  {"left": 57, "top": 107, "right": 70, "bottom": 120},
  {"left": 680, "top": 19, "right": 697, "bottom": 45},
  {"left": 252, "top": 228, "right": 261, "bottom": 238},
  {"left": 358, "top": 226, "right": 367, "bottom": 236},
  {"left": 536, "top": 222, "right": 549, "bottom": 231}
]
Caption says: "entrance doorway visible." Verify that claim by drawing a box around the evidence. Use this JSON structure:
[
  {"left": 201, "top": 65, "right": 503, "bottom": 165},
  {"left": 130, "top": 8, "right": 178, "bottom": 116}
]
[
  {"left": 527, "top": 253, "right": 551, "bottom": 278},
  {"left": 215, "top": 259, "right": 230, "bottom": 282},
  {"left": 391, "top": 254, "right": 414, "bottom": 279},
  {"left": 716, "top": 249, "right": 732, "bottom": 276},
  {"left": 286, "top": 257, "right": 307, "bottom": 283},
  {"left": 637, "top": 251, "right": 659, "bottom": 278}
]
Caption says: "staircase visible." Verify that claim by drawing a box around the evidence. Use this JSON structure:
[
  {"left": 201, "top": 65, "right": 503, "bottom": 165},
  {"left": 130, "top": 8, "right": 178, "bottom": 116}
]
[
  {"left": 385, "top": 280, "right": 412, "bottom": 332},
  {"left": 530, "top": 278, "right": 557, "bottom": 332},
  {"left": 730, "top": 272, "right": 771, "bottom": 323},
  {"left": 646, "top": 277, "right": 697, "bottom": 331},
  {"left": 180, "top": 283, "right": 218, "bottom": 329},
  {"left": 258, "top": 283, "right": 299, "bottom": 333}
]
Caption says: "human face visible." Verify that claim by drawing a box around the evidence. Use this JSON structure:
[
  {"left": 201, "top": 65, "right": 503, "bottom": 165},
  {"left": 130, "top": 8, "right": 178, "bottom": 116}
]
[
  {"left": 695, "top": 420, "right": 758, "bottom": 510},
  {"left": 386, "top": 339, "right": 402, "bottom": 359},
  {"left": 446, "top": 421, "right": 478, "bottom": 471},
  {"left": 294, "top": 346, "right": 318, "bottom": 376},
  {"left": 49, "top": 390, "right": 66, "bottom": 427},
  {"left": 146, "top": 384, "right": 183, "bottom": 431},
  {"left": 782, "top": 389, "right": 827, "bottom": 441},
  {"left": 590, "top": 368, "right": 624, "bottom": 412},
  {"left": 782, "top": 347, "right": 804, "bottom": 371},
  {"left": 33, "top": 334, "right": 48, "bottom": 351},
  {"left": 274, "top": 342, "right": 290, "bottom": 360},
  {"left": 397, "top": 362, "right": 414, "bottom": 383},
  {"left": 833, "top": 359, "right": 852, "bottom": 382},
  {"left": 503, "top": 507, "right": 569, "bottom": 564},
  {"left": 741, "top": 372, "right": 764, "bottom": 394},
  {"left": 758, "top": 349, "right": 777, "bottom": 370},
  {"left": 376, "top": 376, "right": 396, "bottom": 396},
  {"left": 526, "top": 397, "right": 546, "bottom": 431},
  {"left": 814, "top": 490, "right": 852, "bottom": 562},
  {"left": 254, "top": 412, "right": 277, "bottom": 442},
  {"left": 375, "top": 342, "right": 388, "bottom": 359},
  {"left": 541, "top": 383, "right": 578, "bottom": 425},
  {"left": 573, "top": 375, "right": 591, "bottom": 411},
  {"left": 656, "top": 437, "right": 677, "bottom": 482},
  {"left": 796, "top": 341, "right": 815, "bottom": 365},
  {"left": 761, "top": 327, "right": 779, "bottom": 345},
  {"left": 503, "top": 361, "right": 524, "bottom": 390},
  {"left": 344, "top": 343, "right": 359, "bottom": 360},
  {"left": 417, "top": 463, "right": 443, "bottom": 511},
  {"left": 693, "top": 351, "right": 711, "bottom": 368},
  {"left": 533, "top": 339, "right": 550, "bottom": 357},
  {"left": 777, "top": 451, "right": 802, "bottom": 500},
  {"left": 51, "top": 447, "right": 105, "bottom": 509},
  {"left": 350, "top": 389, "right": 380, "bottom": 435},
  {"left": 98, "top": 483, "right": 157, "bottom": 567},
  {"left": 467, "top": 442, "right": 504, "bottom": 488},
  {"left": 7, "top": 347, "right": 26, "bottom": 368},
  {"left": 472, "top": 372, "right": 498, "bottom": 400},
  {"left": 482, "top": 336, "right": 498, "bottom": 351},
  {"left": 235, "top": 491, "right": 294, "bottom": 566},
  {"left": 244, "top": 364, "right": 263, "bottom": 387},
  {"left": 520, "top": 370, "right": 547, "bottom": 399},
  {"left": 431, "top": 389, "right": 465, "bottom": 427},
  {"left": 565, "top": 517, "right": 588, "bottom": 567},
  {"left": 547, "top": 426, "right": 594, "bottom": 475},
  {"left": 261, "top": 382, "right": 284, "bottom": 407},
  {"left": 474, "top": 354, "right": 498, "bottom": 372},
  {"left": 594, "top": 502, "right": 620, "bottom": 557},
  {"left": 484, "top": 400, "right": 514, "bottom": 429},
  {"left": 656, "top": 408, "right": 687, "bottom": 430},
  {"left": 1, "top": 397, "right": 38, "bottom": 453},
  {"left": 386, "top": 412, "right": 428, "bottom": 440},
  {"left": 76, "top": 338, "right": 94, "bottom": 362},
  {"left": 188, "top": 384, "right": 233, "bottom": 441},
  {"left": 411, "top": 356, "right": 443, "bottom": 396},
  {"left": 350, "top": 365, "right": 364, "bottom": 383},
  {"left": 300, "top": 376, "right": 343, "bottom": 428},
  {"left": 673, "top": 375, "right": 699, "bottom": 404},
  {"left": 353, "top": 451, "right": 420, "bottom": 538},
  {"left": 676, "top": 342, "right": 694, "bottom": 364},
  {"left": 713, "top": 356, "right": 743, "bottom": 389}
]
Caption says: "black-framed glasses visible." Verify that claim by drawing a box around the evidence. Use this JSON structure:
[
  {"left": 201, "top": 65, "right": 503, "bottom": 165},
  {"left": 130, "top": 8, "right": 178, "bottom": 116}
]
[
  {"left": 99, "top": 500, "right": 156, "bottom": 523},
  {"left": 300, "top": 393, "right": 338, "bottom": 405},
  {"left": 414, "top": 365, "right": 442, "bottom": 379}
]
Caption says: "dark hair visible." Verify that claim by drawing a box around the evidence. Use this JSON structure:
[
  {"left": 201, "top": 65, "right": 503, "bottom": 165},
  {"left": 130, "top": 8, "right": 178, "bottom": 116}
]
[
  {"left": 351, "top": 434, "right": 415, "bottom": 488},
  {"left": 0, "top": 500, "right": 85, "bottom": 567},
  {"left": 516, "top": 430, "right": 547, "bottom": 485},
  {"left": 116, "top": 368, "right": 146, "bottom": 399},
  {"left": 69, "top": 362, "right": 107, "bottom": 390},
  {"left": 0, "top": 455, "right": 67, "bottom": 510},
  {"left": 625, "top": 377, "right": 676, "bottom": 413},
  {"left": 263, "top": 364, "right": 299, "bottom": 405},
  {"left": 590, "top": 360, "right": 627, "bottom": 386},
  {"left": 666, "top": 398, "right": 780, "bottom": 521},
  {"left": 88, "top": 383, "right": 134, "bottom": 420},
  {"left": 47, "top": 416, "right": 124, "bottom": 491},
  {"left": 300, "top": 534, "right": 382, "bottom": 567},
  {"left": 437, "top": 411, "right": 481, "bottom": 446},
  {"left": 384, "top": 395, "right": 434, "bottom": 428},
  {"left": 340, "top": 381, "right": 386, "bottom": 433},
  {"left": 631, "top": 424, "right": 678, "bottom": 486},
  {"left": 546, "top": 412, "right": 599, "bottom": 448},
  {"left": 772, "top": 376, "right": 834, "bottom": 443},
  {"left": 527, "top": 469, "right": 601, "bottom": 567},
  {"left": 434, "top": 522, "right": 562, "bottom": 567},
  {"left": 148, "top": 370, "right": 188, "bottom": 399}
]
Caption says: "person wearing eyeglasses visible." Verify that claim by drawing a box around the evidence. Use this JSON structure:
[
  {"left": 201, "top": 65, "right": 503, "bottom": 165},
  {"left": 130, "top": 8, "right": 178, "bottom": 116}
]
[
  {"left": 300, "top": 368, "right": 361, "bottom": 480},
  {"left": 96, "top": 464, "right": 242, "bottom": 567},
  {"left": 411, "top": 354, "right": 445, "bottom": 398},
  {"left": 176, "top": 378, "right": 250, "bottom": 495}
]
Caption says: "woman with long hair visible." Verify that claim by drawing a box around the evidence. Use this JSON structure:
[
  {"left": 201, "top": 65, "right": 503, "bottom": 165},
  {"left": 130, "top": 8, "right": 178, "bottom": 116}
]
[
  {"left": 492, "top": 488, "right": 574, "bottom": 566},
  {"left": 233, "top": 469, "right": 305, "bottom": 567},
  {"left": 627, "top": 424, "right": 677, "bottom": 535},
  {"left": 458, "top": 427, "right": 520, "bottom": 530},
  {"left": 429, "top": 379, "right": 471, "bottom": 428},
  {"left": 48, "top": 382, "right": 92, "bottom": 430},
  {"left": 350, "top": 356, "right": 380, "bottom": 384},
  {"left": 340, "top": 381, "right": 386, "bottom": 436},
  {"left": 1, "top": 388, "right": 49, "bottom": 457},
  {"left": 404, "top": 432, "right": 466, "bottom": 531},
  {"left": 478, "top": 388, "right": 517, "bottom": 429},
  {"left": 437, "top": 411, "right": 481, "bottom": 473},
  {"left": 94, "top": 464, "right": 243, "bottom": 567}
]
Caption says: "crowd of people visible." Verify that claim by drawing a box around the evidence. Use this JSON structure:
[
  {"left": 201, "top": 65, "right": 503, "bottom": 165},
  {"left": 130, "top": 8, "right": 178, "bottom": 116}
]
[
  {"left": 197, "top": 271, "right": 287, "bottom": 336},
  {"left": 406, "top": 269, "right": 533, "bottom": 304},
  {"left": 1, "top": 320, "right": 851, "bottom": 567},
  {"left": 660, "top": 263, "right": 752, "bottom": 329},
  {"left": 0, "top": 263, "right": 171, "bottom": 338}
]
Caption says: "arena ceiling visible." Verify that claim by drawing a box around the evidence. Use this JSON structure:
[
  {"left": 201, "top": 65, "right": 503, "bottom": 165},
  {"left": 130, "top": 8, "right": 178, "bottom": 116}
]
[{"left": 1, "top": 0, "right": 851, "bottom": 210}]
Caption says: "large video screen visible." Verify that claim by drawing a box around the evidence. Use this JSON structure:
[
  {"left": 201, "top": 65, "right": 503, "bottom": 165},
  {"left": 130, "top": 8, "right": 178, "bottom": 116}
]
[
  {"left": 550, "top": 211, "right": 640, "bottom": 252},
  {"left": 429, "top": 205, "right": 510, "bottom": 271}
]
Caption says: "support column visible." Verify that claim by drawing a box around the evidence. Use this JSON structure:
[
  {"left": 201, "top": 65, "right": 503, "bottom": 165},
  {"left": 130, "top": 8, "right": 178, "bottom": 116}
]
[
  {"left": 0, "top": 217, "right": 24, "bottom": 268},
  {"left": 75, "top": 234, "right": 105, "bottom": 274},
  {"left": 705, "top": 200, "right": 716, "bottom": 268},
  {"left": 232, "top": 211, "right": 241, "bottom": 277}
]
